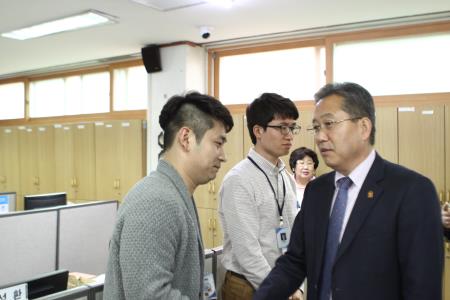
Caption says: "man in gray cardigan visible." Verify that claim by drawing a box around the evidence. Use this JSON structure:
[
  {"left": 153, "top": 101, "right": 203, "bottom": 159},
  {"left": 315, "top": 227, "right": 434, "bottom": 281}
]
[{"left": 104, "top": 92, "right": 233, "bottom": 299}]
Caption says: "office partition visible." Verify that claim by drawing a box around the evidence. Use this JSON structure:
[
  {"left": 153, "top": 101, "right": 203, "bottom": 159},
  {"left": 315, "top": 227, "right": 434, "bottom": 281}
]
[
  {"left": 0, "top": 210, "right": 58, "bottom": 285},
  {"left": 58, "top": 201, "right": 117, "bottom": 275}
]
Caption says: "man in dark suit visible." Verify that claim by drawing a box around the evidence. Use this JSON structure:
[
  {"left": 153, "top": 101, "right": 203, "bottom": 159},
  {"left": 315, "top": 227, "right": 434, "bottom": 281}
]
[
  {"left": 254, "top": 82, "right": 444, "bottom": 300},
  {"left": 443, "top": 203, "right": 450, "bottom": 240}
]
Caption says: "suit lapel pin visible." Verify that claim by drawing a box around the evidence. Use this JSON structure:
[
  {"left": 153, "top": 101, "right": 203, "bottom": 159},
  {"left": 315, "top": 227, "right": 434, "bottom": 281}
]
[{"left": 367, "top": 191, "right": 374, "bottom": 199}]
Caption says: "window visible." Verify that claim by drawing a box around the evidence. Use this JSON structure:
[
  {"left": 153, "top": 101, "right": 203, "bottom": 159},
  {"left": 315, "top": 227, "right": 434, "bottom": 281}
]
[
  {"left": 218, "top": 46, "right": 325, "bottom": 104},
  {"left": 333, "top": 33, "right": 450, "bottom": 95},
  {"left": 0, "top": 82, "right": 25, "bottom": 120},
  {"left": 113, "top": 66, "right": 148, "bottom": 111},
  {"left": 29, "top": 72, "right": 110, "bottom": 117}
]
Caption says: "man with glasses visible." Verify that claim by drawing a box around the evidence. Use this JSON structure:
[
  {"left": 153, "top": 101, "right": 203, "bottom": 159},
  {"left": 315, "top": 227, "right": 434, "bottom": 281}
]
[
  {"left": 219, "top": 93, "right": 303, "bottom": 300},
  {"left": 254, "top": 82, "right": 443, "bottom": 300}
]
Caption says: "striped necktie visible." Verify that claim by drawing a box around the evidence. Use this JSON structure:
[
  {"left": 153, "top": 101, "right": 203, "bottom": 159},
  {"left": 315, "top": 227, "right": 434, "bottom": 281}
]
[{"left": 319, "top": 176, "right": 352, "bottom": 300}]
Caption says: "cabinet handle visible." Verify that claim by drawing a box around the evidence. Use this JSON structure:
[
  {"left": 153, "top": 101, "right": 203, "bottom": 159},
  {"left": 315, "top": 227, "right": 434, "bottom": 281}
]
[
  {"left": 213, "top": 219, "right": 217, "bottom": 237},
  {"left": 208, "top": 219, "right": 212, "bottom": 231},
  {"left": 212, "top": 182, "right": 216, "bottom": 194},
  {"left": 446, "top": 191, "right": 450, "bottom": 204},
  {"left": 208, "top": 182, "right": 212, "bottom": 194},
  {"left": 116, "top": 179, "right": 120, "bottom": 189},
  {"left": 439, "top": 192, "right": 444, "bottom": 206},
  {"left": 33, "top": 176, "right": 40, "bottom": 185}
]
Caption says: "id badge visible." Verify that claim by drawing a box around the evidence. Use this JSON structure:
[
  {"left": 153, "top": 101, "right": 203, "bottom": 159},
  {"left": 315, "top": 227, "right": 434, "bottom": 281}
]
[{"left": 275, "top": 226, "right": 290, "bottom": 250}]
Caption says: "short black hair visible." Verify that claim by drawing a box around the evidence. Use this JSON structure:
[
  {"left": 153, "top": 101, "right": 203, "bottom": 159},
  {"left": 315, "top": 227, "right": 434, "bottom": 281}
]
[
  {"left": 159, "top": 92, "right": 233, "bottom": 155},
  {"left": 289, "top": 147, "right": 319, "bottom": 171},
  {"left": 314, "top": 82, "right": 376, "bottom": 145},
  {"left": 246, "top": 93, "right": 299, "bottom": 145}
]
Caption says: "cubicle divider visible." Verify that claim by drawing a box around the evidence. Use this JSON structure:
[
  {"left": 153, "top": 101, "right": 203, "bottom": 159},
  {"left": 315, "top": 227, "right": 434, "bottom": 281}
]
[
  {"left": 32, "top": 247, "right": 224, "bottom": 300},
  {"left": 58, "top": 202, "right": 118, "bottom": 275},
  {"left": 0, "top": 201, "right": 118, "bottom": 287},
  {"left": 0, "top": 210, "right": 58, "bottom": 285}
]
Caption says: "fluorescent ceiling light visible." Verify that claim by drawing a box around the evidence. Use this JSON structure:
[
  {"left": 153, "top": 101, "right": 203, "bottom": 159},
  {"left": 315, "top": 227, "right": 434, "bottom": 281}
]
[
  {"left": 207, "top": 0, "right": 234, "bottom": 8},
  {"left": 130, "top": 0, "right": 233, "bottom": 11},
  {"left": 1, "top": 10, "right": 117, "bottom": 40}
]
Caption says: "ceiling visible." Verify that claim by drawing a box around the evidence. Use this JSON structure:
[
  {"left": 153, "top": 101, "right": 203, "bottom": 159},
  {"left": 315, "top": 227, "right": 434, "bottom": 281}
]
[{"left": 1, "top": 0, "right": 450, "bottom": 78}]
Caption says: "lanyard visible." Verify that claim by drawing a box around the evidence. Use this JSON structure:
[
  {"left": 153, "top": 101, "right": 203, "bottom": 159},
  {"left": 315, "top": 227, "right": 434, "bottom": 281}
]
[{"left": 247, "top": 156, "right": 286, "bottom": 226}]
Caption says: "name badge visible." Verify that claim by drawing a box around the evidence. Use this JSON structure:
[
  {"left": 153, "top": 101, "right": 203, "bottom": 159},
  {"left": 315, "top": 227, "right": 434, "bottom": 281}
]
[{"left": 275, "top": 226, "right": 290, "bottom": 251}]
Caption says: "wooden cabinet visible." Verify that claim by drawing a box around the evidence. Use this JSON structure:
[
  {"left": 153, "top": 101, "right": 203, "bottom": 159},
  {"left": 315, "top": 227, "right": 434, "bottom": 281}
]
[
  {"left": 0, "top": 127, "right": 21, "bottom": 208},
  {"left": 95, "top": 120, "right": 144, "bottom": 201},
  {"left": 54, "top": 124, "right": 96, "bottom": 201},
  {"left": 197, "top": 207, "right": 223, "bottom": 249},
  {"left": 398, "top": 105, "right": 445, "bottom": 193},
  {"left": 18, "top": 126, "right": 56, "bottom": 203}
]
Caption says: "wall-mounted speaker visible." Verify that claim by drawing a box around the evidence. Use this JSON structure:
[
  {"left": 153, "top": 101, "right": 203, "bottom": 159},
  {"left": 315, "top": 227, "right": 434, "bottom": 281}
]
[{"left": 141, "top": 45, "right": 162, "bottom": 73}]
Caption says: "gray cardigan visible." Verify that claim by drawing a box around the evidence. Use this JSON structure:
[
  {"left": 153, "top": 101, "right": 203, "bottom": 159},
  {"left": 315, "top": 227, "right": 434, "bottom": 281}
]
[{"left": 104, "top": 160, "right": 204, "bottom": 299}]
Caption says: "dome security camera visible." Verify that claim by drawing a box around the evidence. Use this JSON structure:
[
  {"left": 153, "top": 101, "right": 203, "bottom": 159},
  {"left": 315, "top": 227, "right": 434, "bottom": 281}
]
[{"left": 199, "top": 26, "right": 213, "bottom": 39}]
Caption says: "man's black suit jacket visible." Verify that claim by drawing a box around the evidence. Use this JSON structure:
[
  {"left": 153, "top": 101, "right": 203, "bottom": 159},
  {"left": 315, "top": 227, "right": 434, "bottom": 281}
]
[{"left": 254, "top": 154, "right": 443, "bottom": 300}]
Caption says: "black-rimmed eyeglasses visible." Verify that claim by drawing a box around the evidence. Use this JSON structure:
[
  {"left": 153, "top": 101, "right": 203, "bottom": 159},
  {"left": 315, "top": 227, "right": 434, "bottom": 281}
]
[
  {"left": 306, "top": 117, "right": 362, "bottom": 135},
  {"left": 266, "top": 124, "right": 301, "bottom": 135}
]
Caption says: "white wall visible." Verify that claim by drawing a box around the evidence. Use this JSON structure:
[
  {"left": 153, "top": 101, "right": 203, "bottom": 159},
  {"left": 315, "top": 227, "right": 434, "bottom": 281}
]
[{"left": 146, "top": 44, "right": 206, "bottom": 172}]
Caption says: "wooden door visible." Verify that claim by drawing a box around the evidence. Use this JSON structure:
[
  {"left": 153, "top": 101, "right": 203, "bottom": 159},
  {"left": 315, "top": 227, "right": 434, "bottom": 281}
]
[
  {"left": 374, "top": 106, "right": 398, "bottom": 164},
  {"left": 95, "top": 120, "right": 144, "bottom": 201},
  {"left": 73, "top": 123, "right": 96, "bottom": 200},
  {"left": 197, "top": 207, "right": 214, "bottom": 249},
  {"left": 119, "top": 120, "right": 144, "bottom": 199},
  {"left": 18, "top": 127, "right": 39, "bottom": 197},
  {"left": 398, "top": 105, "right": 445, "bottom": 193},
  {"left": 212, "top": 208, "right": 223, "bottom": 247},
  {"left": 35, "top": 125, "right": 56, "bottom": 194},
  {"left": 0, "top": 128, "right": 20, "bottom": 195},
  {"left": 54, "top": 125, "right": 75, "bottom": 199},
  {"left": 95, "top": 121, "right": 121, "bottom": 200}
]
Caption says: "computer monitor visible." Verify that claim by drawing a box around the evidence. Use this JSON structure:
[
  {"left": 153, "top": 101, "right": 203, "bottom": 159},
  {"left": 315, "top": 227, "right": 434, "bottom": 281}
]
[
  {"left": 24, "top": 192, "right": 67, "bottom": 210},
  {"left": 0, "top": 192, "right": 16, "bottom": 213},
  {"left": 27, "top": 269, "right": 69, "bottom": 299}
]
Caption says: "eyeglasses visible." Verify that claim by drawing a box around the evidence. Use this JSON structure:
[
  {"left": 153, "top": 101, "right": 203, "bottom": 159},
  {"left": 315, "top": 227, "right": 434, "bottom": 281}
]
[
  {"left": 266, "top": 124, "right": 301, "bottom": 135},
  {"left": 306, "top": 117, "right": 362, "bottom": 135}
]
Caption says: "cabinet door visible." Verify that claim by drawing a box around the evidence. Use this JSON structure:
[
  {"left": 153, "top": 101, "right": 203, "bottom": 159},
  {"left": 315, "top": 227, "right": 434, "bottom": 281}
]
[
  {"left": 119, "top": 120, "right": 144, "bottom": 198},
  {"left": 0, "top": 128, "right": 20, "bottom": 196},
  {"left": 197, "top": 207, "right": 214, "bottom": 249},
  {"left": 73, "top": 123, "right": 96, "bottom": 200},
  {"left": 374, "top": 106, "right": 398, "bottom": 164},
  {"left": 54, "top": 125, "right": 75, "bottom": 199},
  {"left": 36, "top": 125, "right": 56, "bottom": 194},
  {"left": 212, "top": 209, "right": 223, "bottom": 247},
  {"left": 398, "top": 105, "right": 445, "bottom": 193},
  {"left": 95, "top": 120, "right": 144, "bottom": 201},
  {"left": 95, "top": 122, "right": 121, "bottom": 200},
  {"left": 19, "top": 127, "right": 39, "bottom": 196}
]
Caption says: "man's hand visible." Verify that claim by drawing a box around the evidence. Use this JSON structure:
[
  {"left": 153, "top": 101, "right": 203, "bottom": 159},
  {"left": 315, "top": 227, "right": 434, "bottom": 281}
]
[
  {"left": 288, "top": 289, "right": 303, "bottom": 300},
  {"left": 443, "top": 203, "right": 450, "bottom": 229}
]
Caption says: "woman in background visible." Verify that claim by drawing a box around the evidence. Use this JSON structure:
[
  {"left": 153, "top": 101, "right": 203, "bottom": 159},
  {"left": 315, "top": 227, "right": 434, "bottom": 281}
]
[{"left": 289, "top": 147, "right": 319, "bottom": 213}]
